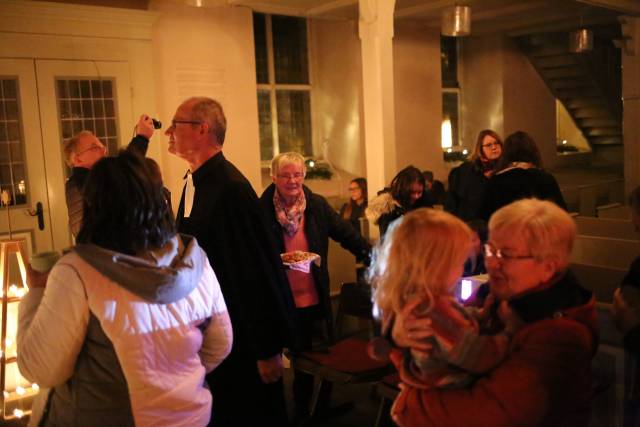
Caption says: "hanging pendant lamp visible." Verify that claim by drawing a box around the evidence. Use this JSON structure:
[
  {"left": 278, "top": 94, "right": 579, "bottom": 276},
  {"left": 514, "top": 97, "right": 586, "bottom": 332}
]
[
  {"left": 569, "top": 28, "right": 593, "bottom": 53},
  {"left": 441, "top": 5, "right": 471, "bottom": 37}
]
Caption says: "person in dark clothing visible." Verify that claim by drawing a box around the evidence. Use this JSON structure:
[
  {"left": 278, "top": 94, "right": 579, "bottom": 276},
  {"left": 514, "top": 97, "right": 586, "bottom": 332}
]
[
  {"left": 63, "top": 115, "right": 155, "bottom": 237},
  {"left": 367, "top": 165, "right": 434, "bottom": 236},
  {"left": 260, "top": 152, "right": 371, "bottom": 424},
  {"left": 339, "top": 177, "right": 368, "bottom": 236},
  {"left": 168, "top": 97, "right": 295, "bottom": 427},
  {"left": 481, "top": 131, "right": 566, "bottom": 221},
  {"left": 445, "top": 129, "right": 503, "bottom": 221},
  {"left": 613, "top": 185, "right": 640, "bottom": 356},
  {"left": 464, "top": 219, "right": 488, "bottom": 277}
]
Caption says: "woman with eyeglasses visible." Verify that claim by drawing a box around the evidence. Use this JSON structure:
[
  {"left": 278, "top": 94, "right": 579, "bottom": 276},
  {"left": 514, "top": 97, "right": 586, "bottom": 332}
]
[
  {"left": 481, "top": 131, "right": 566, "bottom": 221},
  {"left": 259, "top": 152, "right": 371, "bottom": 425},
  {"left": 339, "top": 177, "right": 368, "bottom": 235},
  {"left": 388, "top": 198, "right": 597, "bottom": 427},
  {"left": 444, "top": 129, "right": 503, "bottom": 222}
]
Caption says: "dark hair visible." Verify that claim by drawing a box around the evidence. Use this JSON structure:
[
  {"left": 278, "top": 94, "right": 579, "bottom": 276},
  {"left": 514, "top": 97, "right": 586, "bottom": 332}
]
[
  {"left": 467, "top": 219, "right": 488, "bottom": 243},
  {"left": 430, "top": 180, "right": 446, "bottom": 205},
  {"left": 342, "top": 177, "right": 368, "bottom": 220},
  {"left": 390, "top": 166, "right": 425, "bottom": 209},
  {"left": 77, "top": 150, "right": 176, "bottom": 255},
  {"left": 499, "top": 131, "right": 543, "bottom": 169},
  {"left": 422, "top": 170, "right": 434, "bottom": 184},
  {"left": 471, "top": 129, "right": 503, "bottom": 165}
]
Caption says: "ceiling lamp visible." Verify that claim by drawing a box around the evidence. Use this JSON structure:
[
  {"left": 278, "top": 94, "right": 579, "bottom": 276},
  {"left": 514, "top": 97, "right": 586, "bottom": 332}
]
[
  {"left": 569, "top": 28, "right": 593, "bottom": 53},
  {"left": 442, "top": 5, "right": 471, "bottom": 37}
]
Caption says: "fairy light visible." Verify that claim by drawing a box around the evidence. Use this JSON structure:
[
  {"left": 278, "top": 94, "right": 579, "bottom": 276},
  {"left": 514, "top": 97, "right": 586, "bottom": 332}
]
[
  {"left": 15, "top": 387, "right": 24, "bottom": 396},
  {"left": 32, "top": 383, "right": 39, "bottom": 392},
  {"left": 13, "top": 409, "right": 24, "bottom": 418}
]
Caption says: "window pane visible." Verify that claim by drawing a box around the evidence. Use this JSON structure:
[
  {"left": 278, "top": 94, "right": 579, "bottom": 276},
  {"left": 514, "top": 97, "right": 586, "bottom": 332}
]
[
  {"left": 253, "top": 13, "right": 269, "bottom": 85},
  {"left": 276, "top": 90, "right": 311, "bottom": 155},
  {"left": 0, "top": 78, "right": 27, "bottom": 206},
  {"left": 258, "top": 91, "right": 274, "bottom": 161},
  {"left": 441, "top": 36, "right": 459, "bottom": 88},
  {"left": 443, "top": 92, "right": 459, "bottom": 147},
  {"left": 56, "top": 78, "right": 119, "bottom": 178},
  {"left": 272, "top": 15, "right": 309, "bottom": 84}
]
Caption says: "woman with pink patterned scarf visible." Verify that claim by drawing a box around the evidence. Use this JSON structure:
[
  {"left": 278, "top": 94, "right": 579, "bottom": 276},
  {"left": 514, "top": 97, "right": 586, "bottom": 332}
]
[{"left": 259, "top": 152, "right": 371, "bottom": 425}]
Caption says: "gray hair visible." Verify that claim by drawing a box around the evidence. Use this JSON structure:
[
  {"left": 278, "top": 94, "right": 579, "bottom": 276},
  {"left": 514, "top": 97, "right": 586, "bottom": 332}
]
[
  {"left": 270, "top": 152, "right": 306, "bottom": 178},
  {"left": 185, "top": 97, "right": 227, "bottom": 145},
  {"left": 489, "top": 198, "right": 575, "bottom": 268}
]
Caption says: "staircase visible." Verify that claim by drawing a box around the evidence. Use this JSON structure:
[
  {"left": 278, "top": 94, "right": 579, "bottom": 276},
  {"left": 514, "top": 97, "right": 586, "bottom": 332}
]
[{"left": 514, "top": 26, "right": 622, "bottom": 163}]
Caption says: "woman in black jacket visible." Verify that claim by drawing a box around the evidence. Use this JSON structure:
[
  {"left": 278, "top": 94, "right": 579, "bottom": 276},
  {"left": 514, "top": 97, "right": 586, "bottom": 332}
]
[
  {"left": 367, "top": 165, "right": 433, "bottom": 237},
  {"left": 481, "top": 131, "right": 566, "bottom": 220},
  {"left": 445, "top": 129, "right": 503, "bottom": 221},
  {"left": 259, "top": 152, "right": 371, "bottom": 424}
]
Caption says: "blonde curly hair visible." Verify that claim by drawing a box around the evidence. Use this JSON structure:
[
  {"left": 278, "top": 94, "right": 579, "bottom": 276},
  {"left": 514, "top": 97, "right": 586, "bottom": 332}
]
[{"left": 369, "top": 208, "right": 472, "bottom": 315}]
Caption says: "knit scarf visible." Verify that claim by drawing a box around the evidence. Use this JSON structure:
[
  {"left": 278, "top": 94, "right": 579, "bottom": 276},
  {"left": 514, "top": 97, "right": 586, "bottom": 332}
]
[{"left": 273, "top": 189, "right": 306, "bottom": 237}]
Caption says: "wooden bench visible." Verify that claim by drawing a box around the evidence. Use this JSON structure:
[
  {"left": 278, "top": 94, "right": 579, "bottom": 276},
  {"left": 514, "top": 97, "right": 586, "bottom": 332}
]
[
  {"left": 571, "top": 235, "right": 640, "bottom": 270},
  {"left": 597, "top": 203, "right": 631, "bottom": 220},
  {"left": 574, "top": 216, "right": 637, "bottom": 241}
]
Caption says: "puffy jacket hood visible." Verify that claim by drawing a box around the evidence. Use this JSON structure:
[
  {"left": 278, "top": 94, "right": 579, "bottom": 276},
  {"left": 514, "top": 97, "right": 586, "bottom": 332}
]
[
  {"left": 74, "top": 234, "right": 205, "bottom": 304},
  {"left": 366, "top": 192, "right": 400, "bottom": 224}
]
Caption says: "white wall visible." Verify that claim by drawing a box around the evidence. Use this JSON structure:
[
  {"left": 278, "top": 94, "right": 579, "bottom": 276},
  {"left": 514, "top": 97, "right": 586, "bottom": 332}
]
[
  {"left": 393, "top": 23, "right": 446, "bottom": 181},
  {"left": 461, "top": 34, "right": 505, "bottom": 147},
  {"left": 150, "top": 0, "right": 262, "bottom": 208},
  {"left": 311, "top": 18, "right": 365, "bottom": 177},
  {"left": 502, "top": 36, "right": 557, "bottom": 169},
  {"left": 462, "top": 34, "right": 557, "bottom": 169}
]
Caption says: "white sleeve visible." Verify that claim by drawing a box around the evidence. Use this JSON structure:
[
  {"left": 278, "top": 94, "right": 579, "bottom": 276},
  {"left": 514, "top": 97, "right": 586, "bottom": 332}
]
[
  {"left": 17, "top": 263, "right": 89, "bottom": 387},
  {"left": 199, "top": 265, "right": 232, "bottom": 372}
]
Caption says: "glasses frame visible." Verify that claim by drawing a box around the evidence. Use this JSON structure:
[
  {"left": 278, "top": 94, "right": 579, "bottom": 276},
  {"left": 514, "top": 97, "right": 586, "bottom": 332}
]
[
  {"left": 170, "top": 119, "right": 203, "bottom": 129},
  {"left": 481, "top": 142, "right": 501, "bottom": 149},
  {"left": 276, "top": 173, "right": 305, "bottom": 182},
  {"left": 483, "top": 243, "right": 535, "bottom": 261},
  {"left": 75, "top": 143, "right": 106, "bottom": 157}
]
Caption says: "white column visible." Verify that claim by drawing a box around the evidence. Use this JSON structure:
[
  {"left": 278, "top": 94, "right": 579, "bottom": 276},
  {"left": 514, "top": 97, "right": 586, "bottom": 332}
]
[
  {"left": 359, "top": 0, "right": 397, "bottom": 203},
  {"left": 622, "top": 16, "right": 640, "bottom": 198}
]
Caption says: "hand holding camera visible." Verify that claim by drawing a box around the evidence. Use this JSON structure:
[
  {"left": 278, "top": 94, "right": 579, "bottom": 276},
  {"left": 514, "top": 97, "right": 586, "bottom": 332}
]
[{"left": 135, "top": 114, "right": 162, "bottom": 139}]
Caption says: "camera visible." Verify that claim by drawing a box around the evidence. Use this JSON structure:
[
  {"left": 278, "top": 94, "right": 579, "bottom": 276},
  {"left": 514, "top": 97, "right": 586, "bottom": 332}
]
[{"left": 152, "top": 118, "right": 162, "bottom": 129}]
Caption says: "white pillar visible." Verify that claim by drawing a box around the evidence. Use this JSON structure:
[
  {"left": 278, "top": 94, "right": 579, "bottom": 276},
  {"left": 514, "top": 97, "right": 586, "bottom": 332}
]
[
  {"left": 359, "top": 0, "right": 396, "bottom": 203},
  {"left": 622, "top": 16, "right": 640, "bottom": 198}
]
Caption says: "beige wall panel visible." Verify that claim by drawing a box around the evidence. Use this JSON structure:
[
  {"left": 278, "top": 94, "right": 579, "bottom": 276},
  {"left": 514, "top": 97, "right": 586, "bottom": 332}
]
[
  {"left": 461, "top": 34, "right": 505, "bottom": 147},
  {"left": 150, "top": 0, "right": 261, "bottom": 209},
  {"left": 502, "top": 36, "right": 557, "bottom": 169},
  {"left": 393, "top": 24, "right": 445, "bottom": 181},
  {"left": 312, "top": 19, "right": 365, "bottom": 178}
]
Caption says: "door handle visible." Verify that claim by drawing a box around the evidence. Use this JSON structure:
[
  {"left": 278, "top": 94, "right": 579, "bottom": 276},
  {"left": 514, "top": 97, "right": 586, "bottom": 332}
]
[{"left": 27, "top": 202, "right": 45, "bottom": 231}]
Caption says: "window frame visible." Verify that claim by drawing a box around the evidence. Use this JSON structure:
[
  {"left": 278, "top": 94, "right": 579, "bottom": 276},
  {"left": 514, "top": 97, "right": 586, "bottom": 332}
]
[
  {"left": 441, "top": 36, "right": 462, "bottom": 149},
  {"left": 255, "top": 13, "right": 314, "bottom": 165}
]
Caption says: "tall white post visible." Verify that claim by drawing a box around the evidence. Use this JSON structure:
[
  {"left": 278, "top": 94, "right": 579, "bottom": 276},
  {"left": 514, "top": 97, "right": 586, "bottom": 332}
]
[{"left": 359, "top": 0, "right": 397, "bottom": 204}]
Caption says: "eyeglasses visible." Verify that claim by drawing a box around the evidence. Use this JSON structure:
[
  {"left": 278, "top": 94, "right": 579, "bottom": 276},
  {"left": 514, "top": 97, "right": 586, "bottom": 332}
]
[
  {"left": 277, "top": 173, "right": 304, "bottom": 181},
  {"left": 482, "top": 142, "right": 501, "bottom": 149},
  {"left": 170, "top": 119, "right": 203, "bottom": 129},
  {"left": 483, "top": 243, "right": 535, "bottom": 261},
  {"left": 348, "top": 187, "right": 360, "bottom": 192},
  {"left": 76, "top": 144, "right": 106, "bottom": 156}
]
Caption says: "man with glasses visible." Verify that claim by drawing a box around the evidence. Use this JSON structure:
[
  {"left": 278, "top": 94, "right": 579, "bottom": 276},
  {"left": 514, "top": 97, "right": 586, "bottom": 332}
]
[
  {"left": 63, "top": 115, "right": 155, "bottom": 237},
  {"left": 390, "top": 199, "right": 597, "bottom": 427},
  {"left": 167, "top": 97, "right": 294, "bottom": 427}
]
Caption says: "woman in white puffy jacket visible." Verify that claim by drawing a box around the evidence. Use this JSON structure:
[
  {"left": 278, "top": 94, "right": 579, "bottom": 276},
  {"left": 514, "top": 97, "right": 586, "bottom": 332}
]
[{"left": 18, "top": 151, "right": 232, "bottom": 427}]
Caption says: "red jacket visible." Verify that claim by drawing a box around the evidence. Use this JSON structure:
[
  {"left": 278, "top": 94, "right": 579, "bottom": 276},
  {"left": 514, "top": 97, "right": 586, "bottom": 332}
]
[{"left": 391, "top": 270, "right": 598, "bottom": 427}]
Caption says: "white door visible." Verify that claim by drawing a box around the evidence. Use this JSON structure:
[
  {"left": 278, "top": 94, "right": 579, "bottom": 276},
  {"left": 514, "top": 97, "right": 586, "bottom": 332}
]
[
  {"left": 0, "top": 59, "right": 134, "bottom": 253},
  {"left": 35, "top": 59, "right": 134, "bottom": 250},
  {"left": 0, "top": 59, "right": 52, "bottom": 256}
]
